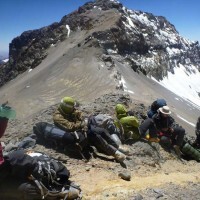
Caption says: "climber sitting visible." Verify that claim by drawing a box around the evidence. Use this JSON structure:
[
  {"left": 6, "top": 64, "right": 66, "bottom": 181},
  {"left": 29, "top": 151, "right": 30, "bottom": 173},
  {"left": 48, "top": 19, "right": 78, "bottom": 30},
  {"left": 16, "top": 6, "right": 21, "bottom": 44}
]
[
  {"left": 139, "top": 106, "right": 185, "bottom": 157},
  {"left": 87, "top": 113, "right": 129, "bottom": 163},
  {"left": 51, "top": 96, "right": 88, "bottom": 157},
  {"left": 115, "top": 104, "right": 140, "bottom": 141}
]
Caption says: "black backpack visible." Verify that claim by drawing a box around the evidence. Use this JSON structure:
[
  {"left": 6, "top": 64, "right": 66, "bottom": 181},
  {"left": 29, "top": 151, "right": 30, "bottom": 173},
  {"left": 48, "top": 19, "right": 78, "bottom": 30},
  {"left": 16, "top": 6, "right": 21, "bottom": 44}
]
[
  {"left": 5, "top": 150, "right": 70, "bottom": 184},
  {"left": 5, "top": 150, "right": 81, "bottom": 200},
  {"left": 33, "top": 122, "right": 88, "bottom": 153},
  {"left": 30, "top": 152, "right": 70, "bottom": 185}
]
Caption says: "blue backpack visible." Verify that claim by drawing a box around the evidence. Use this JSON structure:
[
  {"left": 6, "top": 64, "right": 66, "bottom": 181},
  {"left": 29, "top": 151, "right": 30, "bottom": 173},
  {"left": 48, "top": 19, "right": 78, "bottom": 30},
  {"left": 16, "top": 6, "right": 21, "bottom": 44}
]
[{"left": 147, "top": 99, "right": 167, "bottom": 118}]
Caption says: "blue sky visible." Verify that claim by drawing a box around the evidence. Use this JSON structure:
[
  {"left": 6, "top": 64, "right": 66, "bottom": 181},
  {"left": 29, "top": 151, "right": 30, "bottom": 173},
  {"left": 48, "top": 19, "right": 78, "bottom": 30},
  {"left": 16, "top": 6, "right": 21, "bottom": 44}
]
[{"left": 1, "top": 0, "right": 200, "bottom": 56}]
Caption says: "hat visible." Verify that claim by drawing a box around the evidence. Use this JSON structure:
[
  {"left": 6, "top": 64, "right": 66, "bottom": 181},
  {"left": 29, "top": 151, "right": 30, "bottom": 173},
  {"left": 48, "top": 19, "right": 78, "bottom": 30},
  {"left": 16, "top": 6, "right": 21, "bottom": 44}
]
[{"left": 159, "top": 106, "right": 171, "bottom": 115}]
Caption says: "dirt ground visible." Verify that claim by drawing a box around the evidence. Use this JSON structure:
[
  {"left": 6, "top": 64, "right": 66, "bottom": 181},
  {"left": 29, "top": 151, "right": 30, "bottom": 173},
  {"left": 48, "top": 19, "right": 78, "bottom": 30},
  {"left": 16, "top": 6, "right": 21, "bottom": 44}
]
[
  {"left": 67, "top": 146, "right": 200, "bottom": 200},
  {"left": 35, "top": 143, "right": 200, "bottom": 200}
]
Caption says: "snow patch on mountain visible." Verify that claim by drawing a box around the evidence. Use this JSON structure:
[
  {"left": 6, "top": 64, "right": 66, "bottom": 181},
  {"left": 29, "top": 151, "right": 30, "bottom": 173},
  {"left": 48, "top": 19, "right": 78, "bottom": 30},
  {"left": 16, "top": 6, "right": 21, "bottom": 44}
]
[
  {"left": 119, "top": 77, "right": 134, "bottom": 94},
  {"left": 2, "top": 58, "right": 9, "bottom": 63},
  {"left": 166, "top": 47, "right": 183, "bottom": 56},
  {"left": 151, "top": 64, "right": 200, "bottom": 108},
  {"left": 66, "top": 25, "right": 70, "bottom": 37},
  {"left": 177, "top": 115, "right": 196, "bottom": 127}
]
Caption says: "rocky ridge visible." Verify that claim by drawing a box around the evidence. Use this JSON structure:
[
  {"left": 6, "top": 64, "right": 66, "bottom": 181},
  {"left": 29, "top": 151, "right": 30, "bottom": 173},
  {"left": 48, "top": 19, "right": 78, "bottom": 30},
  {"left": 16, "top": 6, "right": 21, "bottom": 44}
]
[{"left": 0, "top": 0, "right": 200, "bottom": 87}]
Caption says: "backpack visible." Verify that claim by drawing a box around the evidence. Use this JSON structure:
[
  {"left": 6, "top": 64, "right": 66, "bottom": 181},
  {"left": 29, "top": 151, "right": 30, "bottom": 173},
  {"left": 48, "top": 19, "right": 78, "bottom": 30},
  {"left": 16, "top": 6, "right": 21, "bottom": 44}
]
[
  {"left": 5, "top": 150, "right": 81, "bottom": 200},
  {"left": 151, "top": 99, "right": 167, "bottom": 112},
  {"left": 32, "top": 152, "right": 81, "bottom": 200},
  {"left": 181, "top": 142, "right": 200, "bottom": 161},
  {"left": 6, "top": 150, "right": 70, "bottom": 184},
  {"left": 33, "top": 122, "right": 88, "bottom": 154},
  {"left": 88, "top": 114, "right": 118, "bottom": 135},
  {"left": 147, "top": 99, "right": 167, "bottom": 118},
  {"left": 28, "top": 151, "right": 70, "bottom": 186}
]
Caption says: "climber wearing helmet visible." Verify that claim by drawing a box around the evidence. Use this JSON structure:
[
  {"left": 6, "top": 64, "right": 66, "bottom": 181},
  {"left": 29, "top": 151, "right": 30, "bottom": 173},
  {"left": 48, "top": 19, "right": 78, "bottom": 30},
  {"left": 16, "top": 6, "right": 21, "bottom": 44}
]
[
  {"left": 115, "top": 104, "right": 140, "bottom": 141},
  {"left": 53, "top": 96, "right": 86, "bottom": 132}
]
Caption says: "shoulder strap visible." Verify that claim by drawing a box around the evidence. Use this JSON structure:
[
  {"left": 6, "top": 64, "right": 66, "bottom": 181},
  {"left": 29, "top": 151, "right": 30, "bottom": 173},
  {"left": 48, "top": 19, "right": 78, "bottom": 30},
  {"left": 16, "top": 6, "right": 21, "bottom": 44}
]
[{"left": 115, "top": 119, "right": 124, "bottom": 141}]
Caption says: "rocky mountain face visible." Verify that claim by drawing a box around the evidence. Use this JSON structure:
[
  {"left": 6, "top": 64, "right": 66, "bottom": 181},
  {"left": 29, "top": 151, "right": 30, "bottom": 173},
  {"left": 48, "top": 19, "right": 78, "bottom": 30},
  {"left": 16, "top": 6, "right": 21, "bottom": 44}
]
[
  {"left": 1, "top": 1, "right": 200, "bottom": 198},
  {"left": 0, "top": 0, "right": 200, "bottom": 87}
]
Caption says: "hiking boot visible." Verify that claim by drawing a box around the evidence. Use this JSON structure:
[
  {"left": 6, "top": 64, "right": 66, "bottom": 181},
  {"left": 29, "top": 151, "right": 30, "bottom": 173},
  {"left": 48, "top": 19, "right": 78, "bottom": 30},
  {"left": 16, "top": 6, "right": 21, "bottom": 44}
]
[
  {"left": 114, "top": 150, "right": 126, "bottom": 162},
  {"left": 67, "top": 186, "right": 81, "bottom": 199},
  {"left": 118, "top": 145, "right": 130, "bottom": 155},
  {"left": 173, "top": 145, "right": 182, "bottom": 157}
]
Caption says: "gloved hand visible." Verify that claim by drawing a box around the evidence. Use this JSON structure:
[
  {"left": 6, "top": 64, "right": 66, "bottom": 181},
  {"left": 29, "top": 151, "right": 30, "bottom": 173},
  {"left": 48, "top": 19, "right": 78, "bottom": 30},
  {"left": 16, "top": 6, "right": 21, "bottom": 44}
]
[{"left": 168, "top": 128, "right": 174, "bottom": 133}]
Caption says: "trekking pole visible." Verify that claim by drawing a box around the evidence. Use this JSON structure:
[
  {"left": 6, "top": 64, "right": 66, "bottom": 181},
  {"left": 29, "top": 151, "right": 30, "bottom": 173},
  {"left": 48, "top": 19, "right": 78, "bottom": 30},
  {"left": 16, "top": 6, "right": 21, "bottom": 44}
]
[
  {"left": 75, "top": 143, "right": 88, "bottom": 162},
  {"left": 79, "top": 150, "right": 88, "bottom": 162}
]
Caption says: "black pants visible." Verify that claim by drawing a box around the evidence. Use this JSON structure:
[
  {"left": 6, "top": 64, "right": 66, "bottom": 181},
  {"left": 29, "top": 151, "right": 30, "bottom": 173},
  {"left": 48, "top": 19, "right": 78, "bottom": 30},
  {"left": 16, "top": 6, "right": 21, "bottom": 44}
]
[
  {"left": 88, "top": 131, "right": 118, "bottom": 156},
  {"left": 160, "top": 127, "right": 185, "bottom": 147},
  {"left": 139, "top": 118, "right": 158, "bottom": 138}
]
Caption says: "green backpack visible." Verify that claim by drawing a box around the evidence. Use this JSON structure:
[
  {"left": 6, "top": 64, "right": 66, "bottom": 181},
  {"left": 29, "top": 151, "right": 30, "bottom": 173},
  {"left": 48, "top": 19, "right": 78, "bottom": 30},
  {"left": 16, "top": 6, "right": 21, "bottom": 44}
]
[{"left": 181, "top": 142, "right": 200, "bottom": 161}]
